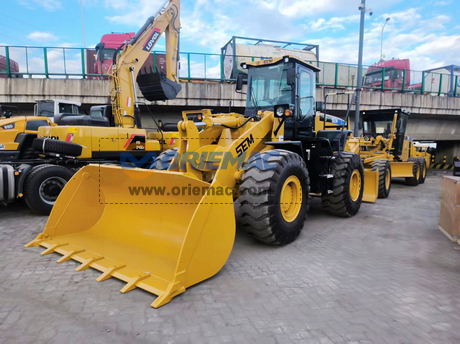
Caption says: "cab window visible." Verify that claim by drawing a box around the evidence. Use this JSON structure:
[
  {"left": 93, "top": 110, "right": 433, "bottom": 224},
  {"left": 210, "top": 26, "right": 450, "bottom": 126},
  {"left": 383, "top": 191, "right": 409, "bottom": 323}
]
[{"left": 298, "top": 69, "right": 314, "bottom": 118}]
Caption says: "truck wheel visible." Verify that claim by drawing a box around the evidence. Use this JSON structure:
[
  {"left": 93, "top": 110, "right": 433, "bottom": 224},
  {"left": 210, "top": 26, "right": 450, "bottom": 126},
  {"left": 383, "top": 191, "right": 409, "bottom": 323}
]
[
  {"left": 237, "top": 150, "right": 309, "bottom": 245},
  {"left": 372, "top": 159, "right": 391, "bottom": 198},
  {"left": 24, "top": 165, "right": 74, "bottom": 215},
  {"left": 405, "top": 160, "right": 420, "bottom": 186},
  {"left": 150, "top": 148, "right": 178, "bottom": 170},
  {"left": 32, "top": 138, "right": 82, "bottom": 157},
  {"left": 321, "top": 152, "right": 364, "bottom": 217}
]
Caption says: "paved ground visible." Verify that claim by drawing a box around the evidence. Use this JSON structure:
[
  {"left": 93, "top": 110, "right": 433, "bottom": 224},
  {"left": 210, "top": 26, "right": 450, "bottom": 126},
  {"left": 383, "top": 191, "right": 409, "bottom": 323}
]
[{"left": 1, "top": 170, "right": 460, "bottom": 344}]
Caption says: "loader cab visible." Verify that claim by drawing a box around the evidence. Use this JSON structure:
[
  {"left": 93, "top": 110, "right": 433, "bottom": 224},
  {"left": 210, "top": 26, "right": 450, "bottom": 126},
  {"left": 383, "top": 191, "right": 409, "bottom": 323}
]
[
  {"left": 361, "top": 108, "right": 409, "bottom": 156},
  {"left": 240, "top": 56, "right": 319, "bottom": 140}
]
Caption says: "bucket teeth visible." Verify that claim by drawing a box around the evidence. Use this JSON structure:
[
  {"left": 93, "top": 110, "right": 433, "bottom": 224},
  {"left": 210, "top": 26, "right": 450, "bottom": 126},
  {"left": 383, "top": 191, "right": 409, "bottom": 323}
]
[
  {"left": 75, "top": 256, "right": 104, "bottom": 272},
  {"left": 96, "top": 265, "right": 126, "bottom": 282},
  {"left": 120, "top": 274, "right": 150, "bottom": 293},
  {"left": 56, "top": 250, "right": 85, "bottom": 263},
  {"left": 40, "top": 243, "right": 69, "bottom": 255}
]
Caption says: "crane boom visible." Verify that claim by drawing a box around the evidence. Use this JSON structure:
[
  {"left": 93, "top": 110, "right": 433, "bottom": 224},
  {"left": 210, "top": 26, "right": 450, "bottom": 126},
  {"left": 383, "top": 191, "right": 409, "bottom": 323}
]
[{"left": 110, "top": 0, "right": 181, "bottom": 128}]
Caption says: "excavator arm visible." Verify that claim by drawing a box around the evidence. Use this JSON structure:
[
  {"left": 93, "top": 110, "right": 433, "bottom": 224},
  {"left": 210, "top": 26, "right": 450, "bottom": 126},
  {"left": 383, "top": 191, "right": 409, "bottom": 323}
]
[{"left": 110, "top": 0, "right": 181, "bottom": 128}]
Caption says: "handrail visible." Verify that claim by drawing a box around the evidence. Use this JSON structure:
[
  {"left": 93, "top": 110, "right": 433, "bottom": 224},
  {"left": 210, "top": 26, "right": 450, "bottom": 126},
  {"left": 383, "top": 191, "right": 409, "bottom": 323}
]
[{"left": 0, "top": 45, "right": 457, "bottom": 97}]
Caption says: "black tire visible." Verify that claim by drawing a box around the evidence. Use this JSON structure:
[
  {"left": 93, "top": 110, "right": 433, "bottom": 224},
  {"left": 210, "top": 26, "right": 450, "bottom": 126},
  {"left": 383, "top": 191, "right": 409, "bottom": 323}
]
[
  {"left": 410, "top": 158, "right": 426, "bottom": 184},
  {"left": 32, "top": 138, "right": 82, "bottom": 157},
  {"left": 237, "top": 150, "right": 310, "bottom": 245},
  {"left": 24, "top": 165, "right": 74, "bottom": 215},
  {"left": 372, "top": 159, "right": 391, "bottom": 198},
  {"left": 150, "top": 148, "right": 178, "bottom": 170},
  {"left": 19, "top": 145, "right": 39, "bottom": 159},
  {"left": 321, "top": 152, "right": 364, "bottom": 217},
  {"left": 405, "top": 160, "right": 420, "bottom": 186}
]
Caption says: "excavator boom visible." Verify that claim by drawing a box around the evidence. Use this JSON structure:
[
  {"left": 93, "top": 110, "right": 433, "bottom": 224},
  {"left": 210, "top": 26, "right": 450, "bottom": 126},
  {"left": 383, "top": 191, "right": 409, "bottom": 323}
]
[{"left": 110, "top": 0, "right": 181, "bottom": 128}]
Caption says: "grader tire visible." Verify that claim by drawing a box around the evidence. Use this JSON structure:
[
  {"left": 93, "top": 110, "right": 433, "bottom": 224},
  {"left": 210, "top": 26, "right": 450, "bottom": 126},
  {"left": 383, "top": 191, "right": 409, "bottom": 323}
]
[
  {"left": 321, "top": 152, "right": 364, "bottom": 217},
  {"left": 410, "top": 157, "right": 426, "bottom": 184},
  {"left": 150, "top": 148, "right": 178, "bottom": 170},
  {"left": 372, "top": 159, "right": 391, "bottom": 198},
  {"left": 405, "top": 160, "right": 420, "bottom": 186},
  {"left": 237, "top": 150, "right": 309, "bottom": 246}
]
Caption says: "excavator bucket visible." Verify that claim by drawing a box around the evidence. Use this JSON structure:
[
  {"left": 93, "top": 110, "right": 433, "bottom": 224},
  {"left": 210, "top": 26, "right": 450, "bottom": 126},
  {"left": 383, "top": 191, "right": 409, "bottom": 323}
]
[
  {"left": 390, "top": 162, "right": 414, "bottom": 178},
  {"left": 25, "top": 164, "right": 235, "bottom": 308},
  {"left": 137, "top": 71, "right": 182, "bottom": 101},
  {"left": 362, "top": 169, "right": 379, "bottom": 203}
]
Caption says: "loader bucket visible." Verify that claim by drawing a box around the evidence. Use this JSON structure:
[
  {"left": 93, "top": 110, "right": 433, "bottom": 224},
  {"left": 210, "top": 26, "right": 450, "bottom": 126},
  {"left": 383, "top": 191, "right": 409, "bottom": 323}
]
[
  {"left": 390, "top": 162, "right": 414, "bottom": 178},
  {"left": 362, "top": 169, "right": 379, "bottom": 203},
  {"left": 25, "top": 164, "right": 235, "bottom": 308}
]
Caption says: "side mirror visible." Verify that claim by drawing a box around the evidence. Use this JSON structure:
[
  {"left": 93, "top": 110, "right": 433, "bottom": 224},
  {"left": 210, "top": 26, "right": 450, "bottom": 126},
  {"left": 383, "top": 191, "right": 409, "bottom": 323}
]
[
  {"left": 315, "top": 101, "right": 324, "bottom": 112},
  {"left": 236, "top": 73, "right": 244, "bottom": 91},
  {"left": 287, "top": 68, "right": 295, "bottom": 86}
]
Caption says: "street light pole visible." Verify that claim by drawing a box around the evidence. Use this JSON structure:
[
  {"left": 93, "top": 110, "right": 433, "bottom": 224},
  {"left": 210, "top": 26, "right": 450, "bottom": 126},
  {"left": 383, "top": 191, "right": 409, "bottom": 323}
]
[
  {"left": 354, "top": 0, "right": 367, "bottom": 137},
  {"left": 380, "top": 17, "right": 390, "bottom": 62},
  {"left": 80, "top": 0, "right": 86, "bottom": 48}
]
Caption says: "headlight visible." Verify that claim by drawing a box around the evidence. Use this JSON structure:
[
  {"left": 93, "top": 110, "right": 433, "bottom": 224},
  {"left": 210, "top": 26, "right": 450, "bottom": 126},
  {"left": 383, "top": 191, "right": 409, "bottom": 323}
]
[{"left": 275, "top": 107, "right": 285, "bottom": 117}]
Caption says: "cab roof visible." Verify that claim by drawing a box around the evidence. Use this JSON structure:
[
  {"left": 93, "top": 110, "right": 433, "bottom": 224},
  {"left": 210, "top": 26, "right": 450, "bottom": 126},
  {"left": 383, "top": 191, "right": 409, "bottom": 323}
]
[{"left": 242, "top": 55, "right": 321, "bottom": 72}]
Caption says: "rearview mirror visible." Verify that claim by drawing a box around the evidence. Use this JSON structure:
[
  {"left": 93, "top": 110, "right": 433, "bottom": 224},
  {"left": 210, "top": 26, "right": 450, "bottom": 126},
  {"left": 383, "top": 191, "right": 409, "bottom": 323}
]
[
  {"left": 287, "top": 68, "right": 295, "bottom": 86},
  {"left": 236, "top": 73, "right": 244, "bottom": 91}
]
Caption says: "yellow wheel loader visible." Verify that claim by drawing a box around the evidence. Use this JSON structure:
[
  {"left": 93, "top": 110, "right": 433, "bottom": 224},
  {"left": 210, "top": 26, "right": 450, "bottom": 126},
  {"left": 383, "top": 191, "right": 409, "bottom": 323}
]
[
  {"left": 0, "top": 105, "right": 53, "bottom": 161},
  {"left": 347, "top": 108, "right": 427, "bottom": 198},
  {"left": 26, "top": 55, "right": 378, "bottom": 308}
]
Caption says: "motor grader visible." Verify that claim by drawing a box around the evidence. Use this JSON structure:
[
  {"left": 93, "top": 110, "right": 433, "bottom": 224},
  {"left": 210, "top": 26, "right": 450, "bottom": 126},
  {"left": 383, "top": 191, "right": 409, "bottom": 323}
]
[
  {"left": 26, "top": 54, "right": 379, "bottom": 308},
  {"left": 346, "top": 108, "right": 426, "bottom": 199}
]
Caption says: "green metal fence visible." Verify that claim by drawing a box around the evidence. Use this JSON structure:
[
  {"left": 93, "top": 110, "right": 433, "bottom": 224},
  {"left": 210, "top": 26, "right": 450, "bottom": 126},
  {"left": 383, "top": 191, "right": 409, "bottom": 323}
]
[{"left": 0, "top": 45, "right": 458, "bottom": 97}]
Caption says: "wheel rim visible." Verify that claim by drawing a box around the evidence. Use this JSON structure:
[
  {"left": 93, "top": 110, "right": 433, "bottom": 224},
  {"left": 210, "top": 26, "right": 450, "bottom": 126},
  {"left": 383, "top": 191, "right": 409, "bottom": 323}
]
[
  {"left": 422, "top": 164, "right": 426, "bottom": 178},
  {"left": 280, "top": 176, "right": 302, "bottom": 222},
  {"left": 415, "top": 165, "right": 420, "bottom": 180},
  {"left": 39, "top": 176, "right": 67, "bottom": 205},
  {"left": 385, "top": 168, "right": 391, "bottom": 190},
  {"left": 349, "top": 169, "right": 361, "bottom": 202}
]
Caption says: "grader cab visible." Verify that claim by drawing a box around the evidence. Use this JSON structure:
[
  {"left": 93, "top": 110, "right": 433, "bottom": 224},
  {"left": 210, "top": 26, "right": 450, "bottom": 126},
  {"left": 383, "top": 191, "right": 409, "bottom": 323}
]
[{"left": 26, "top": 56, "right": 376, "bottom": 308}]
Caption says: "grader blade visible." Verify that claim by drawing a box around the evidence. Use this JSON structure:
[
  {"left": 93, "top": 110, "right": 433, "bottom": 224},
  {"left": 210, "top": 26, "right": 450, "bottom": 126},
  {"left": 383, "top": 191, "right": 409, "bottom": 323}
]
[
  {"left": 25, "top": 164, "right": 235, "bottom": 308},
  {"left": 390, "top": 162, "right": 414, "bottom": 178},
  {"left": 362, "top": 169, "right": 379, "bottom": 203}
]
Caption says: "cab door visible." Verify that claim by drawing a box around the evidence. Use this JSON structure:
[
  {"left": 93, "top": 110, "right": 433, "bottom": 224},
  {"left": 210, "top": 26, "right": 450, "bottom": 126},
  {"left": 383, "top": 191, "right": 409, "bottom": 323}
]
[{"left": 294, "top": 66, "right": 315, "bottom": 139}]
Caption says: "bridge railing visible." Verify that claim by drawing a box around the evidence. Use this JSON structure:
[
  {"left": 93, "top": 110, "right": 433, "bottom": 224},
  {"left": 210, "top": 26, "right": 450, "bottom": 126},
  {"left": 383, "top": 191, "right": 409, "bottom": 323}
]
[{"left": 0, "top": 45, "right": 458, "bottom": 97}]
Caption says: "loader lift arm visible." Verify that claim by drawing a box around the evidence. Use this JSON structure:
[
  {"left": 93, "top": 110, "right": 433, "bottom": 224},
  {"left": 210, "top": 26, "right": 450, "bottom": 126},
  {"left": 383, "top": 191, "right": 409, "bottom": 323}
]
[{"left": 110, "top": 0, "right": 181, "bottom": 128}]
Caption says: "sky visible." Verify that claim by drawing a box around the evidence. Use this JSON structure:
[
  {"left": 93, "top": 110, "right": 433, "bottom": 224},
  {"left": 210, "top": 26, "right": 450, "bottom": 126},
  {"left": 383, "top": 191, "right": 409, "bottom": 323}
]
[{"left": 0, "top": 0, "right": 459, "bottom": 72}]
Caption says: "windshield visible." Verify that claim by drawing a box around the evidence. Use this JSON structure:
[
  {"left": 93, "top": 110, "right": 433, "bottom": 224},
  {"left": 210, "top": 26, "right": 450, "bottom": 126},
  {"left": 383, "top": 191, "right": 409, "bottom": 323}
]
[
  {"left": 364, "top": 69, "right": 393, "bottom": 86},
  {"left": 98, "top": 48, "right": 116, "bottom": 62},
  {"left": 58, "top": 103, "right": 79, "bottom": 114},
  {"left": 246, "top": 64, "right": 293, "bottom": 108},
  {"left": 363, "top": 120, "right": 393, "bottom": 137}
]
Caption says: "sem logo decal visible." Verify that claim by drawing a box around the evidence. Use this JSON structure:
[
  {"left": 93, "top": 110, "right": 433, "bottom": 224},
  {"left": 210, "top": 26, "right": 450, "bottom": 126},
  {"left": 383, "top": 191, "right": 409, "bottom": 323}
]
[
  {"left": 0, "top": 144, "right": 5, "bottom": 150},
  {"left": 143, "top": 28, "right": 161, "bottom": 52},
  {"left": 235, "top": 134, "right": 254, "bottom": 157}
]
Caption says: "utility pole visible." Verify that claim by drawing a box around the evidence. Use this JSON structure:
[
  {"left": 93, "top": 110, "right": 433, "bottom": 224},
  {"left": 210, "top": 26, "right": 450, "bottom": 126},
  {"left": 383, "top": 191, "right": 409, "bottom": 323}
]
[
  {"left": 80, "top": 0, "right": 86, "bottom": 48},
  {"left": 354, "top": 0, "right": 371, "bottom": 137},
  {"left": 380, "top": 17, "right": 390, "bottom": 62}
]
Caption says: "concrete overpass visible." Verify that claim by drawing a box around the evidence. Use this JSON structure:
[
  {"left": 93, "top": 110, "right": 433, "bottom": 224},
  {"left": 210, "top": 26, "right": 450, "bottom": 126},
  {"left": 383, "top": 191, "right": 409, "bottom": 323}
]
[{"left": 1, "top": 78, "right": 460, "bottom": 162}]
